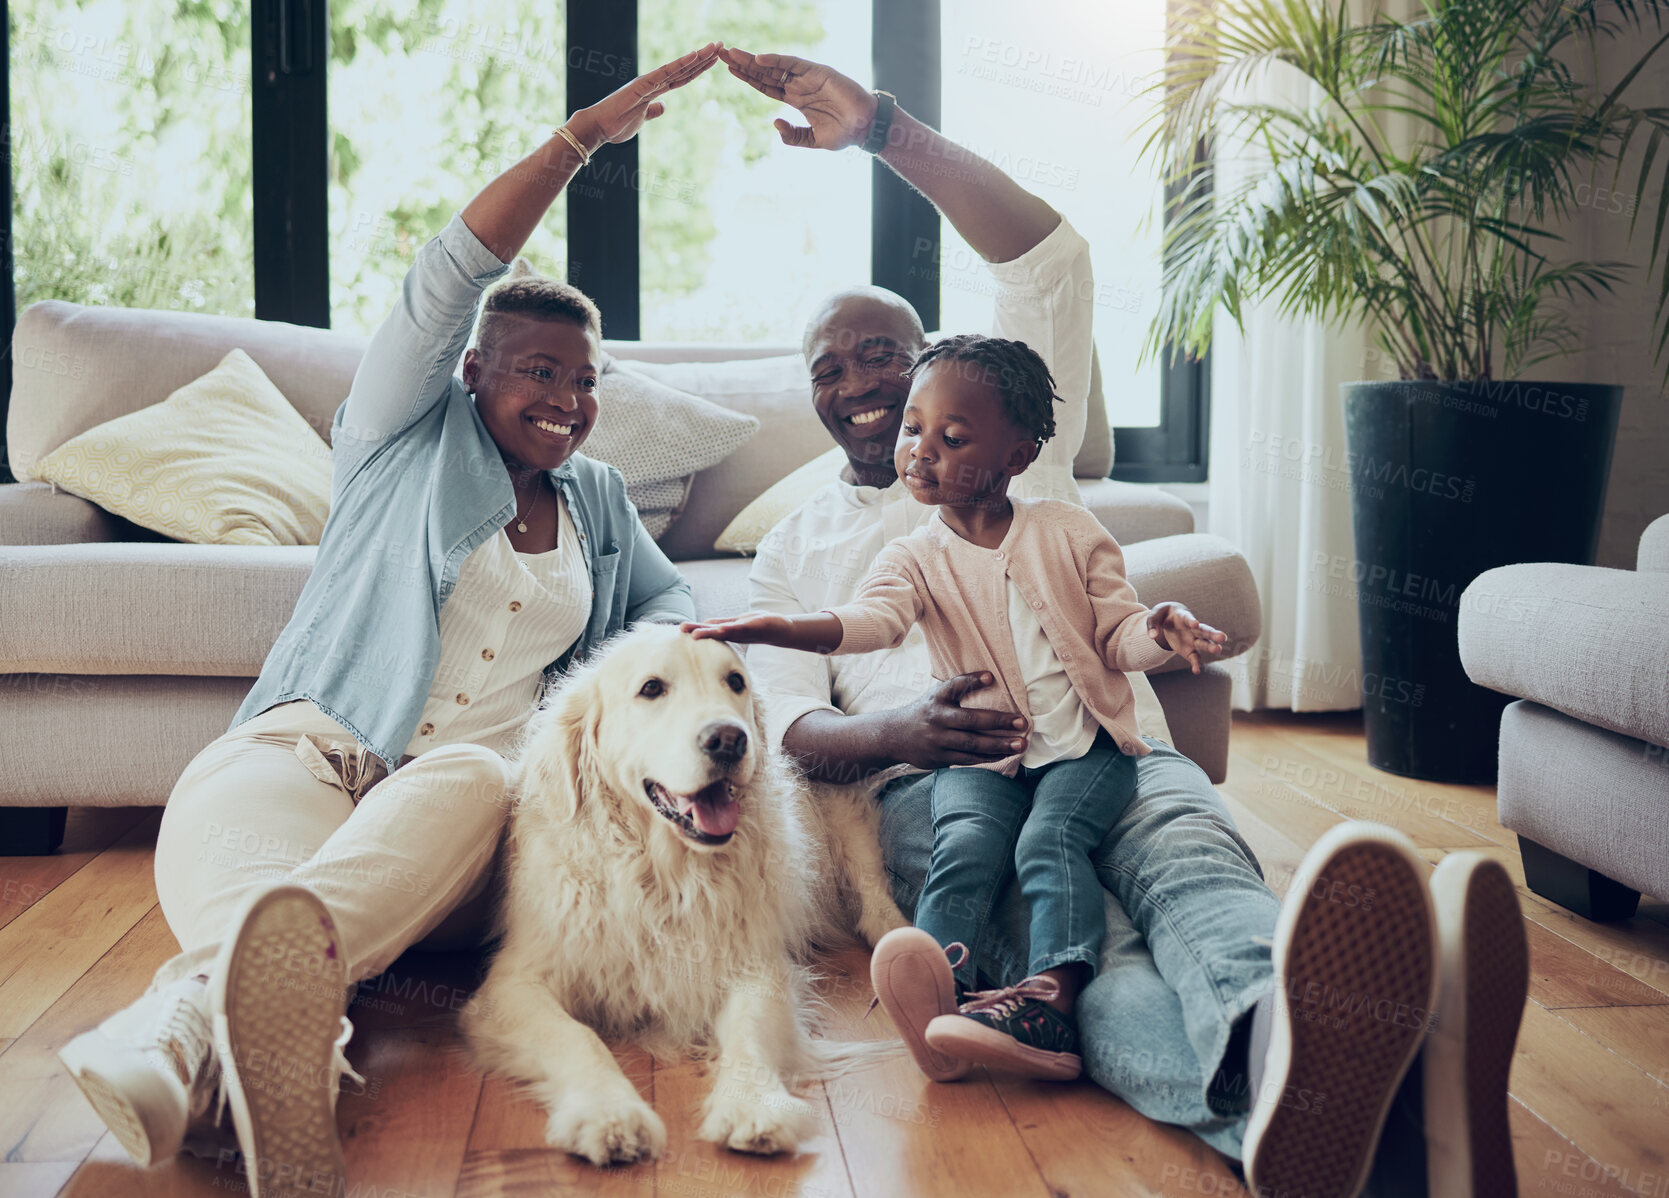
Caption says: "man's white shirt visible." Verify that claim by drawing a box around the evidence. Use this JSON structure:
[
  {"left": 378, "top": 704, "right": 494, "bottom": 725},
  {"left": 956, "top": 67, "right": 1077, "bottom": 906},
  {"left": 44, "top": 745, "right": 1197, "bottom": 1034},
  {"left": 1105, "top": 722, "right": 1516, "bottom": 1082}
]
[{"left": 747, "top": 215, "right": 1173, "bottom": 771}]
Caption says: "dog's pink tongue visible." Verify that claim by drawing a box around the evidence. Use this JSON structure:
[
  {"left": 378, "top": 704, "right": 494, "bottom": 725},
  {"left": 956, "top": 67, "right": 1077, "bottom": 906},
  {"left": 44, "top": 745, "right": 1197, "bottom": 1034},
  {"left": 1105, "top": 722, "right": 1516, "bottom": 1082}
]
[{"left": 683, "top": 782, "right": 739, "bottom": 838}]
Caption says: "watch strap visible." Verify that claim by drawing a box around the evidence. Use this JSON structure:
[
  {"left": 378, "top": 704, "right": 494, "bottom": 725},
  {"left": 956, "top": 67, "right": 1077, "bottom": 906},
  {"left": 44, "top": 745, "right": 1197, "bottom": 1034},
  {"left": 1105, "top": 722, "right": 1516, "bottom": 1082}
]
[{"left": 862, "top": 90, "right": 896, "bottom": 154}]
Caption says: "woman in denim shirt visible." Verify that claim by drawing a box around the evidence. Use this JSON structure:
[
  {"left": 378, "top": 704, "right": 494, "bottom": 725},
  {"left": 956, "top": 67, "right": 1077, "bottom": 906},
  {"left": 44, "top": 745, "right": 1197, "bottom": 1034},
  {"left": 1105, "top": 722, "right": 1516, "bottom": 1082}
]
[{"left": 57, "top": 44, "right": 722, "bottom": 1193}]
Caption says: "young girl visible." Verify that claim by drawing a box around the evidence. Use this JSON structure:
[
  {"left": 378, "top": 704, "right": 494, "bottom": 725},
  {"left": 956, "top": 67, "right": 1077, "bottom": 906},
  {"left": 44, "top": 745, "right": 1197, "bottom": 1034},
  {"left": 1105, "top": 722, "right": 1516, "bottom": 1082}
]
[
  {"left": 685, "top": 334, "right": 1225, "bottom": 1082},
  {"left": 57, "top": 44, "right": 719, "bottom": 1189}
]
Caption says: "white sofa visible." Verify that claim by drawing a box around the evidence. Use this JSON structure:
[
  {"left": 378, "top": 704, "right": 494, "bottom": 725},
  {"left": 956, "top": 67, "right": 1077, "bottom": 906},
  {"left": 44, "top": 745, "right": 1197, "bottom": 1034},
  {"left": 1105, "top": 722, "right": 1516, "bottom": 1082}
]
[
  {"left": 0, "top": 300, "right": 1261, "bottom": 852},
  {"left": 1458, "top": 513, "right": 1669, "bottom": 918}
]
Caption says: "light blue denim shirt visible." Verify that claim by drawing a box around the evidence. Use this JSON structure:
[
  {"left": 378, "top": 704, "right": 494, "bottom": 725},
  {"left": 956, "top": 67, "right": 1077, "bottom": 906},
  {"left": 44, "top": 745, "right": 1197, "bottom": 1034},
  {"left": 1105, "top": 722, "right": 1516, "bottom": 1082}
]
[{"left": 230, "top": 211, "right": 695, "bottom": 768}]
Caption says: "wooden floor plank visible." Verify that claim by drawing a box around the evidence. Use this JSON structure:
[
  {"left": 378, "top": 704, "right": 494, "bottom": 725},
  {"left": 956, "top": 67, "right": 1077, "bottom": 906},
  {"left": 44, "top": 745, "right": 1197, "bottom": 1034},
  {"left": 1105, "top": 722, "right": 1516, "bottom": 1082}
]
[
  {"left": 1246, "top": 712, "right": 1512, "bottom": 850},
  {"left": 650, "top": 1053, "right": 853, "bottom": 1198},
  {"left": 0, "top": 815, "right": 163, "bottom": 1040},
  {"left": 0, "top": 907, "right": 179, "bottom": 1166},
  {"left": 1547, "top": 1004, "right": 1669, "bottom": 1086},
  {"left": 991, "top": 1074, "right": 1247, "bottom": 1197},
  {"left": 458, "top": 1055, "right": 655, "bottom": 1197},
  {"left": 1231, "top": 720, "right": 1496, "bottom": 849},
  {"left": 1509, "top": 1097, "right": 1644, "bottom": 1198},
  {"left": 1507, "top": 1000, "right": 1669, "bottom": 1181},
  {"left": 61, "top": 1132, "right": 225, "bottom": 1197},
  {"left": 0, "top": 807, "right": 150, "bottom": 934},
  {"left": 811, "top": 946, "right": 1053, "bottom": 1198},
  {"left": 337, "top": 949, "right": 487, "bottom": 1198}
]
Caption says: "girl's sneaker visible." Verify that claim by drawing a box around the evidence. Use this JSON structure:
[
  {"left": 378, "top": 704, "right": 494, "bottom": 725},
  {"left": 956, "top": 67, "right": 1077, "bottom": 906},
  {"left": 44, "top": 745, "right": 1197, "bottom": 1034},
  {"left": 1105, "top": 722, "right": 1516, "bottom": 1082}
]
[
  {"left": 925, "top": 976, "right": 1083, "bottom": 1081},
  {"left": 869, "top": 927, "right": 971, "bottom": 1082}
]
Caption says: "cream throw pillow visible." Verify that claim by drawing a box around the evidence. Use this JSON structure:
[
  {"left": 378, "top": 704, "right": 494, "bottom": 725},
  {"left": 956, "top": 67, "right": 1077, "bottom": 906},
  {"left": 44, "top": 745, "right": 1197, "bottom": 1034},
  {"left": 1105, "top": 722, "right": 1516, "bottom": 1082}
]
[
  {"left": 713, "top": 445, "right": 848, "bottom": 555},
  {"left": 27, "top": 348, "right": 332, "bottom": 545}
]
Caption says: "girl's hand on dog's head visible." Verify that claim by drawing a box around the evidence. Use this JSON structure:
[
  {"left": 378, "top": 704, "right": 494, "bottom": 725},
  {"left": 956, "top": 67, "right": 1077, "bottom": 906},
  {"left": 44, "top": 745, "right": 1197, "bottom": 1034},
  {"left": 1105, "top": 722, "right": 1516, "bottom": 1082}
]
[{"left": 681, "top": 614, "right": 791, "bottom": 644}]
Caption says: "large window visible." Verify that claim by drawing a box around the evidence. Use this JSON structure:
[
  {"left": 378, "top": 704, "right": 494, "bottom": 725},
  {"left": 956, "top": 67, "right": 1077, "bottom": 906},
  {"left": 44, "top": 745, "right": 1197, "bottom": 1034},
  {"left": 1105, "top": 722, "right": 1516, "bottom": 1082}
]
[
  {"left": 638, "top": 1, "right": 871, "bottom": 344},
  {"left": 328, "top": 0, "right": 568, "bottom": 334},
  {"left": 939, "top": 0, "right": 1166, "bottom": 430},
  {"left": 8, "top": 0, "right": 254, "bottom": 317},
  {"left": 5, "top": 0, "right": 1206, "bottom": 480}
]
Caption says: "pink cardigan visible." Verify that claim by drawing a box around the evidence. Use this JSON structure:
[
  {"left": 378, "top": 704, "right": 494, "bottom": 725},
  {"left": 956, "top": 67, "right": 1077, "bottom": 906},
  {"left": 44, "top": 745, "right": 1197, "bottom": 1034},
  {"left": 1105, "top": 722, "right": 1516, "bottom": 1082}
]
[{"left": 823, "top": 497, "right": 1175, "bottom": 776}]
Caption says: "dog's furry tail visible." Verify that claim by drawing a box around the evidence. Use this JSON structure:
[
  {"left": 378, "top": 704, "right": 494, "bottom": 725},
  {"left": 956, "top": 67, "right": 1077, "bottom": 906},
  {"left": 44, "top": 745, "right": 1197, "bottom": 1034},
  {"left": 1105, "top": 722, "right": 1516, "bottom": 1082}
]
[{"left": 794, "top": 1034, "right": 907, "bottom": 1082}]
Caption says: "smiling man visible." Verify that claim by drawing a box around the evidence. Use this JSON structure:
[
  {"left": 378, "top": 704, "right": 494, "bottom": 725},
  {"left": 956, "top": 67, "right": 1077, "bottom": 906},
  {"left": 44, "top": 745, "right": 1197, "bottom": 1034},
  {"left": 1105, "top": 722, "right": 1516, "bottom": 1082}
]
[{"left": 723, "top": 47, "right": 1482, "bottom": 1196}]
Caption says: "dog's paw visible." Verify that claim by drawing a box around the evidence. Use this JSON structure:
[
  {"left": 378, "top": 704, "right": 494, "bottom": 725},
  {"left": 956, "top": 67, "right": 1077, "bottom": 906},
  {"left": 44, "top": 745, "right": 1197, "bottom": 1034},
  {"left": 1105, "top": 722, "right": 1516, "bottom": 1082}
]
[
  {"left": 546, "top": 1095, "right": 666, "bottom": 1166},
  {"left": 698, "top": 1089, "right": 818, "bottom": 1156}
]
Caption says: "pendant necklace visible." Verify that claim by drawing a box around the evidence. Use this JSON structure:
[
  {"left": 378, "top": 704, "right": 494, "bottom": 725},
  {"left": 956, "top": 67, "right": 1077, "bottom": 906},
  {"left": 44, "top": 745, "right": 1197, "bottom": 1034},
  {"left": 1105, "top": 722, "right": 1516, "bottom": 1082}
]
[{"left": 514, "top": 480, "right": 542, "bottom": 534}]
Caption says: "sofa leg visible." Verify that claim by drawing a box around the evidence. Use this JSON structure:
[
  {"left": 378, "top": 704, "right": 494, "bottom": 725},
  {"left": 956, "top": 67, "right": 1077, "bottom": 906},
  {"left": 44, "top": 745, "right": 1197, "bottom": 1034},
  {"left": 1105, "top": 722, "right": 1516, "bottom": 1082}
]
[
  {"left": 1518, "top": 835, "right": 1641, "bottom": 921},
  {"left": 0, "top": 806, "right": 68, "bottom": 856}
]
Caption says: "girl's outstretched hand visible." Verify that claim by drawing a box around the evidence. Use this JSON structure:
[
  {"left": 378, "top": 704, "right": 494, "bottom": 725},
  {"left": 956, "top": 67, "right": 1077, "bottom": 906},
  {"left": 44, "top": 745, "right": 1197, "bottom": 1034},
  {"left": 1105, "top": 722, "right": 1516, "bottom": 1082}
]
[
  {"left": 681, "top": 612, "right": 845, "bottom": 654},
  {"left": 1146, "top": 601, "right": 1228, "bottom": 674},
  {"left": 570, "top": 42, "right": 723, "bottom": 150}
]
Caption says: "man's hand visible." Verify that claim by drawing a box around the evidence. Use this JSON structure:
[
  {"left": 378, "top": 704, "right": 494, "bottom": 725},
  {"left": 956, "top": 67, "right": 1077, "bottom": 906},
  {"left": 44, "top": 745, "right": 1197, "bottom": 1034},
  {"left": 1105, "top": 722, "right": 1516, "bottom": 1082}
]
[
  {"left": 892, "top": 673, "right": 1029, "bottom": 770},
  {"left": 1146, "top": 602, "right": 1228, "bottom": 675},
  {"left": 570, "top": 42, "right": 722, "bottom": 150},
  {"left": 681, "top": 612, "right": 844, "bottom": 654},
  {"left": 720, "top": 47, "right": 877, "bottom": 150}
]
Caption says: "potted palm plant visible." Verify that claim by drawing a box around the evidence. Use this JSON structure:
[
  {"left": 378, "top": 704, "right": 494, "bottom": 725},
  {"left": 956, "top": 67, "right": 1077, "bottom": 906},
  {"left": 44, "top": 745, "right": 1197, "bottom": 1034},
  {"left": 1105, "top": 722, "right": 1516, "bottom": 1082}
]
[{"left": 1144, "top": 0, "right": 1669, "bottom": 782}]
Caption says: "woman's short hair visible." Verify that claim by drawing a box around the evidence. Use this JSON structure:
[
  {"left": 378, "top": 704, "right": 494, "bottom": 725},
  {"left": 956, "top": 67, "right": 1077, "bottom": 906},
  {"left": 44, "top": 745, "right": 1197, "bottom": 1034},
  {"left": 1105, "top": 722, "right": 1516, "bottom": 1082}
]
[
  {"left": 475, "top": 258, "right": 602, "bottom": 359},
  {"left": 907, "top": 333, "right": 1060, "bottom": 445}
]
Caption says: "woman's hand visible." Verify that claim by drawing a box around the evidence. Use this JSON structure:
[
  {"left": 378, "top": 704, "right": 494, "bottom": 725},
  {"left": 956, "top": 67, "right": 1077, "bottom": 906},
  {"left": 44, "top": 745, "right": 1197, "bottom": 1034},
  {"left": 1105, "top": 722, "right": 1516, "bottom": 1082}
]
[
  {"left": 568, "top": 42, "right": 723, "bottom": 151},
  {"left": 720, "top": 47, "right": 877, "bottom": 150},
  {"left": 681, "top": 612, "right": 845, "bottom": 654},
  {"left": 1147, "top": 602, "right": 1228, "bottom": 675}
]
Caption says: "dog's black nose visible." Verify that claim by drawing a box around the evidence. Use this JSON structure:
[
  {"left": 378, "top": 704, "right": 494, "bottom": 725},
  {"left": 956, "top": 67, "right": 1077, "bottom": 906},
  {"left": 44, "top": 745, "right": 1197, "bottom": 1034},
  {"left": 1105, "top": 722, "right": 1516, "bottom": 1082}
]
[{"left": 698, "top": 720, "right": 748, "bottom": 764}]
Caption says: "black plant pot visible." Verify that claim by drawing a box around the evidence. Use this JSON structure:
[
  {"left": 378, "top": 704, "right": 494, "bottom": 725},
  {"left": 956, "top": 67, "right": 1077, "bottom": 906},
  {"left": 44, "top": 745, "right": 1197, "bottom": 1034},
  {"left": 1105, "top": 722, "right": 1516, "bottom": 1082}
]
[{"left": 1342, "top": 380, "right": 1622, "bottom": 783}]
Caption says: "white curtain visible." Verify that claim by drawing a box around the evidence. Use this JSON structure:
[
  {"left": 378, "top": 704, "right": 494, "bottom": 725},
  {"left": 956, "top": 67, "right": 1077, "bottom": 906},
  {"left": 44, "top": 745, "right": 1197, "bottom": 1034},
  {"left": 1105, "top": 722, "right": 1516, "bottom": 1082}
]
[{"left": 1203, "top": 58, "right": 1376, "bottom": 712}]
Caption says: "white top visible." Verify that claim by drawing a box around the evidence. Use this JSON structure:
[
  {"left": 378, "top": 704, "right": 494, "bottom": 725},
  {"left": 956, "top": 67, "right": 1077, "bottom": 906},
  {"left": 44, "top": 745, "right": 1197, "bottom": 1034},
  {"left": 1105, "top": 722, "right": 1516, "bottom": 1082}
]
[
  {"left": 402, "top": 491, "right": 592, "bottom": 759},
  {"left": 747, "top": 217, "right": 1173, "bottom": 766},
  {"left": 1007, "top": 578, "right": 1101, "bottom": 768}
]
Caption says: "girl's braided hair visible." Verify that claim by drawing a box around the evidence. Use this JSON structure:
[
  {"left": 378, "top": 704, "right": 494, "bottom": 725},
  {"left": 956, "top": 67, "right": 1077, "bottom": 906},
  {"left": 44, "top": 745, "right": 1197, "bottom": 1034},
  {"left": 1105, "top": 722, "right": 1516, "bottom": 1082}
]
[{"left": 905, "top": 333, "right": 1060, "bottom": 445}]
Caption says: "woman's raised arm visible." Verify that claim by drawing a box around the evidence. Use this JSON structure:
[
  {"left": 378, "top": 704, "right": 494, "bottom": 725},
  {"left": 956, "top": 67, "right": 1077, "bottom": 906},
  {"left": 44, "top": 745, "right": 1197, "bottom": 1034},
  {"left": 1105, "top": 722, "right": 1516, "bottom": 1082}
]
[
  {"left": 335, "top": 43, "right": 722, "bottom": 450},
  {"left": 461, "top": 41, "right": 721, "bottom": 261}
]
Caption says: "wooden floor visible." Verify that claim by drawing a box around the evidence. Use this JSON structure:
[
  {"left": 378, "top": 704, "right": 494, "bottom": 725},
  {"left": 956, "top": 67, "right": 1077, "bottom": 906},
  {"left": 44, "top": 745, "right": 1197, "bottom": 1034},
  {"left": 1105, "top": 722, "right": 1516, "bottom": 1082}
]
[{"left": 3, "top": 710, "right": 1667, "bottom": 1197}]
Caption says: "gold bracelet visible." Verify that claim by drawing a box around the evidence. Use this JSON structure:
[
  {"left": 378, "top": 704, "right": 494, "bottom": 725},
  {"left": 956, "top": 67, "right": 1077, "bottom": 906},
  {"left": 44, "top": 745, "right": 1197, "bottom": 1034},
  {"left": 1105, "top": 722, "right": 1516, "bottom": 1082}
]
[{"left": 553, "top": 124, "right": 590, "bottom": 166}]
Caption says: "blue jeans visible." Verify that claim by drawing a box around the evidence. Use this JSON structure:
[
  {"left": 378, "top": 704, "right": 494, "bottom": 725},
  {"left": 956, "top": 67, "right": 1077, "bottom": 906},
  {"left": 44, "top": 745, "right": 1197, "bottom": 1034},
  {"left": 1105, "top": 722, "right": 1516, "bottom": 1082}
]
[
  {"left": 879, "top": 738, "right": 1280, "bottom": 1160},
  {"left": 915, "top": 729, "right": 1136, "bottom": 989}
]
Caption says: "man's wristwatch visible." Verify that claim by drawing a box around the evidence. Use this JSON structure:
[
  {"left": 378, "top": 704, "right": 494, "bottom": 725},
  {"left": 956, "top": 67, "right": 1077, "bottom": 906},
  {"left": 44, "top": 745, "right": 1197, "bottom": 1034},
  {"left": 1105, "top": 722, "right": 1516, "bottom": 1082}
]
[{"left": 862, "top": 90, "right": 896, "bottom": 154}]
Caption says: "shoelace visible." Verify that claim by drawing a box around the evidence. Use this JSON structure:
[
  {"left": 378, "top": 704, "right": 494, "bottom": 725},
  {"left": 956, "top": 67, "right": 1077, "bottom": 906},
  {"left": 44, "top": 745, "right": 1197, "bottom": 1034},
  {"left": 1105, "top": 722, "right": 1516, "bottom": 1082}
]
[
  {"left": 865, "top": 941, "right": 971, "bottom": 1019},
  {"left": 149, "top": 986, "right": 231, "bottom": 1127},
  {"left": 956, "top": 974, "right": 1061, "bottom": 1021}
]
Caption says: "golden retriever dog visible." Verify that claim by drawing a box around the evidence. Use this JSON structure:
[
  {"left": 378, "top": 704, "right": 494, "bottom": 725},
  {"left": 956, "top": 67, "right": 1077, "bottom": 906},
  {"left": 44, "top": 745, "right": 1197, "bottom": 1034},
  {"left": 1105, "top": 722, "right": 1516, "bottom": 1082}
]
[{"left": 464, "top": 623, "right": 904, "bottom": 1166}]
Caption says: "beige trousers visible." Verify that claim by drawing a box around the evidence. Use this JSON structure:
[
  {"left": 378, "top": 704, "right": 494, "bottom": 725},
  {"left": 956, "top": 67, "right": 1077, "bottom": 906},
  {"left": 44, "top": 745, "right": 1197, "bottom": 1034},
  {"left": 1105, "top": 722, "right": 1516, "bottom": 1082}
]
[{"left": 151, "top": 699, "right": 513, "bottom": 990}]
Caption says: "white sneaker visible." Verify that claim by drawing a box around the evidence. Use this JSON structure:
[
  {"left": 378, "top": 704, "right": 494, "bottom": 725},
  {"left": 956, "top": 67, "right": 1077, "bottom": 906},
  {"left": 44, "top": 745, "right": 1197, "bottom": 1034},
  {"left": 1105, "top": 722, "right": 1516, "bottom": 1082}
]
[
  {"left": 58, "top": 974, "right": 221, "bottom": 1166},
  {"left": 1244, "top": 822, "right": 1438, "bottom": 1198},
  {"left": 210, "top": 884, "right": 351, "bottom": 1198},
  {"left": 1424, "top": 851, "right": 1529, "bottom": 1198}
]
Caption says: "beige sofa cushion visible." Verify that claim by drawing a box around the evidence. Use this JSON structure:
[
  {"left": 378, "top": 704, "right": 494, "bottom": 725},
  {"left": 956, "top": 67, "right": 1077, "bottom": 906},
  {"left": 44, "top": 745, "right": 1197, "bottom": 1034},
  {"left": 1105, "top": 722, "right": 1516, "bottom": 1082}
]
[
  {"left": 626, "top": 355, "right": 835, "bottom": 561},
  {"left": 1459, "top": 562, "right": 1669, "bottom": 749},
  {"left": 26, "top": 350, "right": 333, "bottom": 546},
  {"left": 9, "top": 301, "right": 368, "bottom": 480}
]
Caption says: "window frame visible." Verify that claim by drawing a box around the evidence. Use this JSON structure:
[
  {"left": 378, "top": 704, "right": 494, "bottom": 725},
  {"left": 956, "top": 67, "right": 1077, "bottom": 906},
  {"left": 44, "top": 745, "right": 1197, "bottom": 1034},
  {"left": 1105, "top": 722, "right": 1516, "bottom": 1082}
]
[{"left": 2, "top": 0, "right": 1207, "bottom": 484}]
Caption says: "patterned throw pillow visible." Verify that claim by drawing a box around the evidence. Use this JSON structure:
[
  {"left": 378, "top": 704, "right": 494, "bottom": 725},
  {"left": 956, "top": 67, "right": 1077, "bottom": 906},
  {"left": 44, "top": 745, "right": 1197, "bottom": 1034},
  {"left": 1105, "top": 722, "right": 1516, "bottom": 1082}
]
[
  {"left": 584, "top": 357, "right": 760, "bottom": 539},
  {"left": 26, "top": 348, "right": 332, "bottom": 545}
]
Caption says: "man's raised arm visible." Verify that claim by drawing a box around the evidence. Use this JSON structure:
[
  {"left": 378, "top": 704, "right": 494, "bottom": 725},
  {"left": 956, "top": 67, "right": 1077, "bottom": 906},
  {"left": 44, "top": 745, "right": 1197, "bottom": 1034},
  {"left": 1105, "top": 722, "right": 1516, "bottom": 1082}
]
[{"left": 721, "top": 48, "right": 1058, "bottom": 264}]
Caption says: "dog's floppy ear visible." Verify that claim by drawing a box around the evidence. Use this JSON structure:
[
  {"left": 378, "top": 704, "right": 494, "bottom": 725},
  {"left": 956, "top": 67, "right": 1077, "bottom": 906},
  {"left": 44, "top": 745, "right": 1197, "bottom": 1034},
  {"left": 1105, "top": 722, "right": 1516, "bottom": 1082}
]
[{"left": 521, "top": 675, "right": 599, "bottom": 821}]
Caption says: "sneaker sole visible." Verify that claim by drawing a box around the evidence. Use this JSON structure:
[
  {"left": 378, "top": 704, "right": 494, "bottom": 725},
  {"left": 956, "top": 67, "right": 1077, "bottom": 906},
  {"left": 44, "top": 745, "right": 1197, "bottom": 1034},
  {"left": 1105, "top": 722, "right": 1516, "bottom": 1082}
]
[
  {"left": 1426, "top": 853, "right": 1528, "bottom": 1198},
  {"left": 924, "top": 1016, "right": 1082, "bottom": 1081},
  {"left": 871, "top": 930, "right": 969, "bottom": 1083},
  {"left": 56, "top": 1038, "right": 180, "bottom": 1167},
  {"left": 1245, "top": 823, "right": 1437, "bottom": 1198},
  {"left": 213, "top": 885, "right": 349, "bottom": 1198}
]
